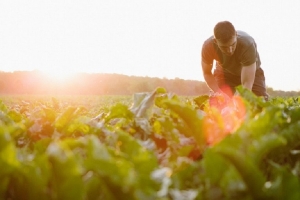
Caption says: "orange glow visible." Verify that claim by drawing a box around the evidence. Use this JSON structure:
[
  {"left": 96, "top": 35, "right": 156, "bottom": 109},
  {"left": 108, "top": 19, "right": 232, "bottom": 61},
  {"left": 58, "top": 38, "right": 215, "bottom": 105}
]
[
  {"left": 203, "top": 95, "right": 246, "bottom": 145},
  {"left": 40, "top": 69, "right": 76, "bottom": 83}
]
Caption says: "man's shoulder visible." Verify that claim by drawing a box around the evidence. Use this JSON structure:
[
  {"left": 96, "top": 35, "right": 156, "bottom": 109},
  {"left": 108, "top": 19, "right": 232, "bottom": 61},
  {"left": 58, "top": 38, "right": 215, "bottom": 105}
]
[
  {"left": 202, "top": 36, "right": 215, "bottom": 50},
  {"left": 203, "top": 36, "right": 214, "bottom": 44},
  {"left": 201, "top": 36, "right": 218, "bottom": 64},
  {"left": 237, "top": 30, "right": 256, "bottom": 46}
]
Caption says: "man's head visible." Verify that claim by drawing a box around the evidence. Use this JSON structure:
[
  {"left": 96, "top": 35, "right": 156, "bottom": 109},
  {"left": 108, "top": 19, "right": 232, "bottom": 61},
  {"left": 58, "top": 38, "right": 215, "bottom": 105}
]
[{"left": 213, "top": 21, "right": 237, "bottom": 56}]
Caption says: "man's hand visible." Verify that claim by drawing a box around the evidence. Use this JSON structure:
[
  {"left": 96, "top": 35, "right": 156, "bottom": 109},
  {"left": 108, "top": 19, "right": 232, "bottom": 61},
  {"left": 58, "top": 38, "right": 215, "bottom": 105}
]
[
  {"left": 209, "top": 91, "right": 231, "bottom": 110},
  {"left": 210, "top": 91, "right": 229, "bottom": 99}
]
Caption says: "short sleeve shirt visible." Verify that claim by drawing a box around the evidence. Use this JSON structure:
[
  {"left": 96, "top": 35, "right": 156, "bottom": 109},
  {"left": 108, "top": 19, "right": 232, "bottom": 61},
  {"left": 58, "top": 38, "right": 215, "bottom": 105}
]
[{"left": 201, "top": 30, "right": 261, "bottom": 76}]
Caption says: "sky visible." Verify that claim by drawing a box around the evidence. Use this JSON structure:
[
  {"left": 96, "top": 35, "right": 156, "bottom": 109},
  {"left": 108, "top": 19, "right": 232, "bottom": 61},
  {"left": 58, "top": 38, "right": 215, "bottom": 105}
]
[{"left": 0, "top": 0, "right": 300, "bottom": 91}]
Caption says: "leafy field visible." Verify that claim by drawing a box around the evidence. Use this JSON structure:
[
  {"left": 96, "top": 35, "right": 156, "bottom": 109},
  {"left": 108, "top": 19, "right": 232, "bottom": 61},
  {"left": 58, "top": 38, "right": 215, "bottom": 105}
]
[{"left": 1, "top": 87, "right": 300, "bottom": 200}]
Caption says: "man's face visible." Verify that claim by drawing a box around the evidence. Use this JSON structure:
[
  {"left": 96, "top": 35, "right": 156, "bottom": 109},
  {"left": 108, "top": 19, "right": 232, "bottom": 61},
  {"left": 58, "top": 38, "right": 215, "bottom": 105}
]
[{"left": 214, "top": 35, "right": 237, "bottom": 56}]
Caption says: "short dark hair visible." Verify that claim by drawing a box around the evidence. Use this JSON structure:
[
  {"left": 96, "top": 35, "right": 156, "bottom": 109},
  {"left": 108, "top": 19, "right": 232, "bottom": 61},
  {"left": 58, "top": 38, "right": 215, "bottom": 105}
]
[{"left": 214, "top": 21, "right": 236, "bottom": 42}]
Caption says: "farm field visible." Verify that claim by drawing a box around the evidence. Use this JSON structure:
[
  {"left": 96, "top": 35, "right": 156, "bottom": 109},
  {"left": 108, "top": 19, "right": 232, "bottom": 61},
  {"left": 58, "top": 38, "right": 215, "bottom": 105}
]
[
  {"left": 1, "top": 87, "right": 300, "bottom": 200},
  {"left": 0, "top": 95, "right": 133, "bottom": 116}
]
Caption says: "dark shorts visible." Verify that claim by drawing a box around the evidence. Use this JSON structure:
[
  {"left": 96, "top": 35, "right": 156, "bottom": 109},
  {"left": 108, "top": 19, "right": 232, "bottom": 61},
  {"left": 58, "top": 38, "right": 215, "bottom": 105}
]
[{"left": 214, "top": 67, "right": 268, "bottom": 97}]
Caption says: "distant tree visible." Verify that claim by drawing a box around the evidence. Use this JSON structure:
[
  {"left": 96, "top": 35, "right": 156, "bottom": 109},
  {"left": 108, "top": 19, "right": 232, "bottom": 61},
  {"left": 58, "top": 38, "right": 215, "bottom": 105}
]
[
  {"left": 0, "top": 71, "right": 298, "bottom": 96},
  {"left": 266, "top": 86, "right": 300, "bottom": 97},
  {"left": 172, "top": 78, "right": 186, "bottom": 95},
  {"left": 128, "top": 79, "right": 151, "bottom": 93},
  {"left": 192, "top": 81, "right": 210, "bottom": 96},
  {"left": 0, "top": 80, "right": 7, "bottom": 94},
  {"left": 146, "top": 77, "right": 165, "bottom": 91}
]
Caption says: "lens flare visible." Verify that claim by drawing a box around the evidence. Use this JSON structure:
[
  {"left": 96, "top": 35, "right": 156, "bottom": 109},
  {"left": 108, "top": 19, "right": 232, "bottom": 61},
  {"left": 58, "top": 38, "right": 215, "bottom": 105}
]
[
  {"left": 40, "top": 69, "right": 76, "bottom": 83},
  {"left": 203, "top": 95, "right": 246, "bottom": 145}
]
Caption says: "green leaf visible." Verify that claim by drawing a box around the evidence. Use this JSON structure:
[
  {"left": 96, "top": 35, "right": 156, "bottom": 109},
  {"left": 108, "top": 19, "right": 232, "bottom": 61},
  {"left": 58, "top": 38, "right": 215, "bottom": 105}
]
[
  {"left": 238, "top": 106, "right": 283, "bottom": 138},
  {"left": 9, "top": 153, "right": 51, "bottom": 200},
  {"left": 267, "top": 162, "right": 300, "bottom": 200},
  {"left": 54, "top": 106, "right": 77, "bottom": 131},
  {"left": 250, "top": 134, "right": 287, "bottom": 165},
  {"left": 193, "top": 95, "right": 209, "bottom": 110},
  {"left": 214, "top": 147, "right": 269, "bottom": 200},
  {"left": 280, "top": 121, "right": 300, "bottom": 148},
  {"left": 0, "top": 127, "right": 19, "bottom": 175},
  {"left": 105, "top": 103, "right": 134, "bottom": 122},
  {"left": 162, "top": 100, "right": 206, "bottom": 150},
  {"left": 202, "top": 148, "right": 230, "bottom": 185},
  {"left": 7, "top": 110, "right": 23, "bottom": 122},
  {"left": 46, "top": 141, "right": 84, "bottom": 200}
]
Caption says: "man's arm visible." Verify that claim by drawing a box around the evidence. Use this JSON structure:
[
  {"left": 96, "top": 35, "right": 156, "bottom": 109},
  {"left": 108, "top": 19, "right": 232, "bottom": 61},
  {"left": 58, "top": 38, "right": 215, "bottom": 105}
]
[
  {"left": 201, "top": 61, "right": 220, "bottom": 92},
  {"left": 241, "top": 62, "right": 256, "bottom": 90}
]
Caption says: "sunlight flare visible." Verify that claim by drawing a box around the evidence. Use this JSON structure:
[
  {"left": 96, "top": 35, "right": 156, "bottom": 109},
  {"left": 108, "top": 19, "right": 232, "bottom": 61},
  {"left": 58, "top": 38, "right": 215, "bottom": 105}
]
[
  {"left": 203, "top": 95, "right": 246, "bottom": 145},
  {"left": 40, "top": 69, "right": 77, "bottom": 83}
]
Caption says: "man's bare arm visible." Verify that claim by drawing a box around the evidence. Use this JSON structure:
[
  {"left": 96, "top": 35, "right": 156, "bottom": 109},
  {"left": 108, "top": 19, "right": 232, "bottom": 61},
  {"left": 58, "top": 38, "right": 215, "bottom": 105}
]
[
  {"left": 241, "top": 62, "right": 256, "bottom": 91},
  {"left": 201, "top": 61, "right": 220, "bottom": 92}
]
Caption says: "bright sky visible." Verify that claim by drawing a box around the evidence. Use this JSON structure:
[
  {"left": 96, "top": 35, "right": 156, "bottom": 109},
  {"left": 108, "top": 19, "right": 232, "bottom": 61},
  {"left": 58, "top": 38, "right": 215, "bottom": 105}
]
[{"left": 1, "top": 0, "right": 299, "bottom": 91}]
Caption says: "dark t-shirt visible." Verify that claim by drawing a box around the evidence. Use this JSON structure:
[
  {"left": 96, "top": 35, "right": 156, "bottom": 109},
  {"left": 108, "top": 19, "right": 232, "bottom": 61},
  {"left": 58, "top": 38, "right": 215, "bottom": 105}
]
[{"left": 201, "top": 30, "right": 261, "bottom": 76}]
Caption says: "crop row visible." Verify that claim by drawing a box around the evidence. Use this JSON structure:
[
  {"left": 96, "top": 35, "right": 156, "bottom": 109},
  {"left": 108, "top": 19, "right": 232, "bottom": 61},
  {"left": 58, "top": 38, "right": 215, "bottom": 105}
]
[{"left": 1, "top": 87, "right": 300, "bottom": 199}]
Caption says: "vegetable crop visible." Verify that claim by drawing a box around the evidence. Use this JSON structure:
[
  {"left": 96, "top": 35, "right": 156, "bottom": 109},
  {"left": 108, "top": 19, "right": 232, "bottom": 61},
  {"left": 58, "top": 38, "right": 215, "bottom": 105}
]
[{"left": 1, "top": 86, "right": 300, "bottom": 200}]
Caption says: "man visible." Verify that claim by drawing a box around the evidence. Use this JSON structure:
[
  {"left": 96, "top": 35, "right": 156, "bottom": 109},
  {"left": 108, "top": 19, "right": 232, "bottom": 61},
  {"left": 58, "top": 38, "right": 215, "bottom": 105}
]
[{"left": 201, "top": 21, "right": 268, "bottom": 99}]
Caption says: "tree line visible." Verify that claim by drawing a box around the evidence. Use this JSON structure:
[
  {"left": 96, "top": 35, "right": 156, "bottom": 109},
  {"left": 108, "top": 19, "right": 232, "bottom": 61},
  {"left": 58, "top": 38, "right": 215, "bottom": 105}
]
[{"left": 0, "top": 71, "right": 299, "bottom": 97}]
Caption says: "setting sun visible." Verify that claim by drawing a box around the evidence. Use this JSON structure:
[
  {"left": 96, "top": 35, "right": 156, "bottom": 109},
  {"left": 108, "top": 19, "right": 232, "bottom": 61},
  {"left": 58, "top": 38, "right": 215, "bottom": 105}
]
[{"left": 40, "top": 69, "right": 76, "bottom": 83}]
